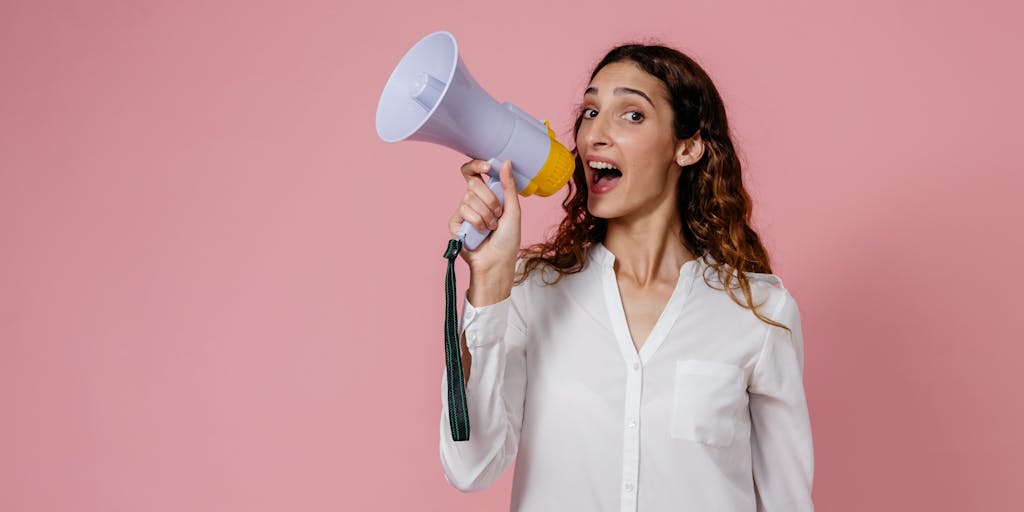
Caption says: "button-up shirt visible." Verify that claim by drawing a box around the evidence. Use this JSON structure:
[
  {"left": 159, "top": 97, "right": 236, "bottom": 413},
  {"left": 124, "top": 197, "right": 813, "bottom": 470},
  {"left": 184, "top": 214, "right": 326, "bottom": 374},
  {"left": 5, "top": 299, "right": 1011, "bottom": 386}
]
[{"left": 439, "top": 242, "right": 814, "bottom": 511}]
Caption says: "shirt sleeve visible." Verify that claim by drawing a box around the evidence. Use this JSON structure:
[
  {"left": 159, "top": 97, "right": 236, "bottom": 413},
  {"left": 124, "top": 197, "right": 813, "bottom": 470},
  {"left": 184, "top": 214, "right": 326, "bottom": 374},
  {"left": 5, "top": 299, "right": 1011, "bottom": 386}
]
[
  {"left": 438, "top": 270, "right": 529, "bottom": 492},
  {"left": 748, "top": 290, "right": 815, "bottom": 511}
]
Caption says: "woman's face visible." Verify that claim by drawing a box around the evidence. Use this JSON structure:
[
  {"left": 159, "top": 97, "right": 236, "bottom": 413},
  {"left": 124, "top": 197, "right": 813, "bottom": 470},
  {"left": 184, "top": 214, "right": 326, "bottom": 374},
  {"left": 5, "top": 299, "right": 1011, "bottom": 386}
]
[{"left": 576, "top": 61, "right": 685, "bottom": 221}]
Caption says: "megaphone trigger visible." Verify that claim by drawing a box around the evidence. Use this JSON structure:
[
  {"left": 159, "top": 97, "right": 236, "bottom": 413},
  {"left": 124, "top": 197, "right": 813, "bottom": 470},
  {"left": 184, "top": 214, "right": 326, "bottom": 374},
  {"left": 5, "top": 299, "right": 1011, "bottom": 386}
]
[{"left": 485, "top": 157, "right": 504, "bottom": 179}]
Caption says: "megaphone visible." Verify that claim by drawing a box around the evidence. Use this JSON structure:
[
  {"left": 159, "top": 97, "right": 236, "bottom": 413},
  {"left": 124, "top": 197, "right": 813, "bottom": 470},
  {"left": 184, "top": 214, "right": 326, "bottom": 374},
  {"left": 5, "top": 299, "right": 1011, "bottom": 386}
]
[{"left": 375, "top": 31, "right": 575, "bottom": 250}]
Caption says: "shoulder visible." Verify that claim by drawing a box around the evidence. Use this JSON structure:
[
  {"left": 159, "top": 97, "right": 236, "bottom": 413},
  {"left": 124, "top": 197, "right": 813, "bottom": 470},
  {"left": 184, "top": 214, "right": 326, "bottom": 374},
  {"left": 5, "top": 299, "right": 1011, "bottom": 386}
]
[
  {"left": 697, "top": 255, "right": 785, "bottom": 291},
  {"left": 695, "top": 255, "right": 794, "bottom": 317}
]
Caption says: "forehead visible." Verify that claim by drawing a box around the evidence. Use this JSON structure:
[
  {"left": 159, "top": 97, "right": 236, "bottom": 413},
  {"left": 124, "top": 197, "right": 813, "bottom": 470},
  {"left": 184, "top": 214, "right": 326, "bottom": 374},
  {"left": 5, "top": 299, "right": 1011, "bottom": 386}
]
[{"left": 585, "top": 61, "right": 667, "bottom": 104}]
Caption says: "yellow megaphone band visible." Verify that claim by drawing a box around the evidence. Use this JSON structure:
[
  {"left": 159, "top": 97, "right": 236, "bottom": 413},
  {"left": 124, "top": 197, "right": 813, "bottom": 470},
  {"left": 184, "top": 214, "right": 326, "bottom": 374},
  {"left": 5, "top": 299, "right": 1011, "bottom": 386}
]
[{"left": 520, "top": 121, "right": 576, "bottom": 197}]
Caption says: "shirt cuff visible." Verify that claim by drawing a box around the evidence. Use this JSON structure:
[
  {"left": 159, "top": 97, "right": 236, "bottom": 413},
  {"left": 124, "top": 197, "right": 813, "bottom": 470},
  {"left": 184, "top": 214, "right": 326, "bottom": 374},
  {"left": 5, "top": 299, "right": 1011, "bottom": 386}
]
[{"left": 461, "top": 295, "right": 511, "bottom": 349}]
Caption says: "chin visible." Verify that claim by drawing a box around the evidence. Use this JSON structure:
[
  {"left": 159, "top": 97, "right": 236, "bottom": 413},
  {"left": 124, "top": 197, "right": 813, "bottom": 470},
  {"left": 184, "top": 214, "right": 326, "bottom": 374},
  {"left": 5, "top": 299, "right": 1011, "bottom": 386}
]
[{"left": 586, "top": 197, "right": 622, "bottom": 220}]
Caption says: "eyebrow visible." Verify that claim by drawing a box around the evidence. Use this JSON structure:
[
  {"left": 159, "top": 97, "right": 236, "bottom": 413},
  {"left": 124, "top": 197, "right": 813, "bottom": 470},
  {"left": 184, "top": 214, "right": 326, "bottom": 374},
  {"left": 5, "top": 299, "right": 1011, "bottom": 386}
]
[{"left": 583, "top": 86, "right": 655, "bottom": 107}]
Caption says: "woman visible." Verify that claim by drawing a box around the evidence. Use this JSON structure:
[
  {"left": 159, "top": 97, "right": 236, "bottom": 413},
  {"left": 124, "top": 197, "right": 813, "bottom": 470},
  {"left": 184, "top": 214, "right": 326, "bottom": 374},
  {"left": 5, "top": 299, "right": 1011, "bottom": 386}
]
[{"left": 439, "top": 42, "right": 814, "bottom": 511}]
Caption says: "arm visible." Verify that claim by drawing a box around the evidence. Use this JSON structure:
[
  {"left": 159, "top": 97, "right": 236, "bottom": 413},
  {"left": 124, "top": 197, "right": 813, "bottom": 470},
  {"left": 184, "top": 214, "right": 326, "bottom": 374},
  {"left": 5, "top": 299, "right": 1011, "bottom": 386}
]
[
  {"left": 749, "top": 290, "right": 815, "bottom": 511},
  {"left": 438, "top": 267, "right": 528, "bottom": 492}
]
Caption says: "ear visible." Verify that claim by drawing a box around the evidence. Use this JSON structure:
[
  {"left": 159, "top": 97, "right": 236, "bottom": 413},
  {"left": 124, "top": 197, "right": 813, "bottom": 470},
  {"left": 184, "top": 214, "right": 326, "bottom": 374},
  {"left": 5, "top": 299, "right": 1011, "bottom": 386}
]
[{"left": 675, "top": 130, "right": 704, "bottom": 167}]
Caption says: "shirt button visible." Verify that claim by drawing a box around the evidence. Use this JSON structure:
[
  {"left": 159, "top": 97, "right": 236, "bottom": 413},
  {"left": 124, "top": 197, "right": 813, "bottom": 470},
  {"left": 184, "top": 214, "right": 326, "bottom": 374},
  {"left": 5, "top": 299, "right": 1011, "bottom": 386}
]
[
  {"left": 624, "top": 482, "right": 634, "bottom": 492},
  {"left": 627, "top": 418, "right": 637, "bottom": 428},
  {"left": 632, "top": 361, "right": 640, "bottom": 370}
]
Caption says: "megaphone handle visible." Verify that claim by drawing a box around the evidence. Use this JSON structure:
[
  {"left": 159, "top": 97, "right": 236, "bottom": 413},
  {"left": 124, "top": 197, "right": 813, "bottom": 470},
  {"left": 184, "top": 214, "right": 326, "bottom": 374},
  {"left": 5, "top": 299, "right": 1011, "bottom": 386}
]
[{"left": 456, "top": 159, "right": 506, "bottom": 251}]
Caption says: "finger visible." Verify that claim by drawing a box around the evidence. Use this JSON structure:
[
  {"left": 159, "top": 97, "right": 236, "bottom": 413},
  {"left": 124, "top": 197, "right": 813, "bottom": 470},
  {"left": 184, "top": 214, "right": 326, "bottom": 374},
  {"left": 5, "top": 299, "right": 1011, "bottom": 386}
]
[
  {"left": 459, "top": 159, "right": 492, "bottom": 184},
  {"left": 449, "top": 209, "right": 463, "bottom": 237},
  {"left": 463, "top": 190, "right": 499, "bottom": 230},
  {"left": 499, "top": 160, "right": 520, "bottom": 214},
  {"left": 459, "top": 202, "right": 492, "bottom": 234},
  {"left": 467, "top": 174, "right": 502, "bottom": 217},
  {"left": 448, "top": 190, "right": 496, "bottom": 235}
]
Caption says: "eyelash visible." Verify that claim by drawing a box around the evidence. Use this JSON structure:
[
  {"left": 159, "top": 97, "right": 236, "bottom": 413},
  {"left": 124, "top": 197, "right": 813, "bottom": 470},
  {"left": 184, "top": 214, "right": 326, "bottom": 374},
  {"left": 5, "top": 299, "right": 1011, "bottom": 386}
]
[{"left": 581, "top": 108, "right": 645, "bottom": 123}]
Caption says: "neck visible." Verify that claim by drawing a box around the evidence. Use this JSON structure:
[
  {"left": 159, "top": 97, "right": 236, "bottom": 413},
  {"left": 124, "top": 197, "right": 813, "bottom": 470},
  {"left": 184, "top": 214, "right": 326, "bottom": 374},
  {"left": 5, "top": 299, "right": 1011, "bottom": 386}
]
[{"left": 603, "top": 198, "right": 693, "bottom": 288}]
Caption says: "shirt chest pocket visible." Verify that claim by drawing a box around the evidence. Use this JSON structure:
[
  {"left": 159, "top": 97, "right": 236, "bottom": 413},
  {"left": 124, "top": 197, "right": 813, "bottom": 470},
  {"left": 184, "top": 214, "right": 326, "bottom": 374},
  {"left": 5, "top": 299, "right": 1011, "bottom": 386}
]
[{"left": 670, "top": 359, "right": 748, "bottom": 448}]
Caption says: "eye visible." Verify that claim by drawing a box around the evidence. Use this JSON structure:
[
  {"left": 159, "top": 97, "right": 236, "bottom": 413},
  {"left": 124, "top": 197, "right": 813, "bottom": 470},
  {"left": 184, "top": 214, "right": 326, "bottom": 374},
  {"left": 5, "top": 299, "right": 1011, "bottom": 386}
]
[
  {"left": 582, "top": 108, "right": 597, "bottom": 119},
  {"left": 625, "top": 111, "right": 644, "bottom": 122}
]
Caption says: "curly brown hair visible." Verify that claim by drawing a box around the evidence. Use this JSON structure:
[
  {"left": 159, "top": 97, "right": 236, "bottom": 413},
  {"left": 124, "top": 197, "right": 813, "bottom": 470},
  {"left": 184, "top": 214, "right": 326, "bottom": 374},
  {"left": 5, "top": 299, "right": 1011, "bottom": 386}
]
[{"left": 515, "top": 42, "right": 790, "bottom": 332}]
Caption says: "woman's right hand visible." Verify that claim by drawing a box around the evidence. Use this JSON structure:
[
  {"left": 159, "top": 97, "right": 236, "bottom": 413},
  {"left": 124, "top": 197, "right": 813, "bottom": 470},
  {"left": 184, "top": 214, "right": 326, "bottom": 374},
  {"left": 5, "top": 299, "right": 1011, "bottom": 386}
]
[{"left": 449, "top": 159, "right": 521, "bottom": 280}]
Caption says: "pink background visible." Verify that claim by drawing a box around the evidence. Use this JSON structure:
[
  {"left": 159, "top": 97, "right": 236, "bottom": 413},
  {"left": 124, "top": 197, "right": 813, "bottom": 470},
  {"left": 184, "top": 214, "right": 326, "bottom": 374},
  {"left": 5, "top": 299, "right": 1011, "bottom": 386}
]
[{"left": 3, "top": 0, "right": 1022, "bottom": 510}]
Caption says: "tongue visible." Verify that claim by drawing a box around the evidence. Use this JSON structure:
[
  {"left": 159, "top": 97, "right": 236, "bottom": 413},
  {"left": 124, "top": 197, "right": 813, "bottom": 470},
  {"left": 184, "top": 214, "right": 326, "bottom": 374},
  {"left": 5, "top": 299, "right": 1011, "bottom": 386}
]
[
  {"left": 598, "top": 167, "right": 622, "bottom": 181},
  {"left": 595, "top": 173, "right": 621, "bottom": 191}
]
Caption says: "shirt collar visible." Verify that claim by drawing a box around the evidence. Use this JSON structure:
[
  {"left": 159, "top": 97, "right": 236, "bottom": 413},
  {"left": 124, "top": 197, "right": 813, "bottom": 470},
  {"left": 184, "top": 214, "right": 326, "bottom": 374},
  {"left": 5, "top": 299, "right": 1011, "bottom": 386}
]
[{"left": 590, "top": 241, "right": 709, "bottom": 275}]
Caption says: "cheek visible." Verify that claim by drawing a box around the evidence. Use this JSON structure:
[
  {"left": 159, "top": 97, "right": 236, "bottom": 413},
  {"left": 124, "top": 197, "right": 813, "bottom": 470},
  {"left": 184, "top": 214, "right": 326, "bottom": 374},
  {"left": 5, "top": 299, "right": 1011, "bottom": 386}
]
[
  {"left": 627, "top": 152, "right": 676, "bottom": 190},
  {"left": 630, "top": 134, "right": 676, "bottom": 173},
  {"left": 575, "top": 125, "right": 589, "bottom": 147},
  {"left": 623, "top": 139, "right": 664, "bottom": 173}
]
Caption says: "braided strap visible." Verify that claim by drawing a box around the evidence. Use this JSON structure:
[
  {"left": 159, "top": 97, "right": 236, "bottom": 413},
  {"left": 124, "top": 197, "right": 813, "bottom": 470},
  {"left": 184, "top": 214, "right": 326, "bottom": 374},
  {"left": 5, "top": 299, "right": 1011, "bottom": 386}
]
[{"left": 443, "top": 238, "right": 469, "bottom": 441}]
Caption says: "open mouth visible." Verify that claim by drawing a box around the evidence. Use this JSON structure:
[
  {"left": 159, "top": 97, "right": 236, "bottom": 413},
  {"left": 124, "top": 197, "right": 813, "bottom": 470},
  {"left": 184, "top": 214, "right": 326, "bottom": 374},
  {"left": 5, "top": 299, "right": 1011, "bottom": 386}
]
[
  {"left": 594, "top": 167, "right": 622, "bottom": 183},
  {"left": 589, "top": 162, "right": 622, "bottom": 193}
]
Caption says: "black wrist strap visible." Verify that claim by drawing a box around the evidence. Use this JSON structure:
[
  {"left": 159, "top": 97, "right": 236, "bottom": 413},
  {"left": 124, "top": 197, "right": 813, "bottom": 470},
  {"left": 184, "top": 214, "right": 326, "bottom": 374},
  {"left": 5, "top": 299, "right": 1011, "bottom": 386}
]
[{"left": 443, "top": 238, "right": 470, "bottom": 441}]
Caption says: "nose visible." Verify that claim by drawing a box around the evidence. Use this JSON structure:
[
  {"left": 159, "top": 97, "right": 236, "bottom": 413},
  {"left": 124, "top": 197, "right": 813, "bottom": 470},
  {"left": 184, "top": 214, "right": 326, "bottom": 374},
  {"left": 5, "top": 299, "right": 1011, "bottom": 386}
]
[{"left": 581, "top": 112, "right": 611, "bottom": 149}]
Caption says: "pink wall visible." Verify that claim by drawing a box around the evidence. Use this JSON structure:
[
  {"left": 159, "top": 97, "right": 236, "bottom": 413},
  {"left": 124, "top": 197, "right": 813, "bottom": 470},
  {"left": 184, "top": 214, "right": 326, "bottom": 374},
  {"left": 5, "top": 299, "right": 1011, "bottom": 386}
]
[{"left": 3, "top": 0, "right": 1021, "bottom": 510}]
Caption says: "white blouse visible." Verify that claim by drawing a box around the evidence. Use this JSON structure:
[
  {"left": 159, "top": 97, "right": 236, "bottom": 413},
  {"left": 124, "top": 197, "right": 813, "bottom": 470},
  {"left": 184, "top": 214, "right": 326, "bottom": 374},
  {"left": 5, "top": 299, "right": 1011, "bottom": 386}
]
[{"left": 439, "top": 242, "right": 814, "bottom": 511}]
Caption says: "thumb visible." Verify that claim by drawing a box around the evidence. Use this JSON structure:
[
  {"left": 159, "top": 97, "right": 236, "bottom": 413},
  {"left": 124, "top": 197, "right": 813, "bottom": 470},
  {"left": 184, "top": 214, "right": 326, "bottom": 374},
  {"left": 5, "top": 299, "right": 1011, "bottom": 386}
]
[{"left": 499, "top": 160, "right": 521, "bottom": 214}]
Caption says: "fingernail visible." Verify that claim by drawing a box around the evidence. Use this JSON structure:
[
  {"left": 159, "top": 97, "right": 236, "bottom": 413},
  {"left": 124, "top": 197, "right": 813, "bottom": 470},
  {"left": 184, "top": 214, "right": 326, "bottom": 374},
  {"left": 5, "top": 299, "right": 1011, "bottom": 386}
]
[{"left": 495, "top": 208, "right": 503, "bottom": 217}]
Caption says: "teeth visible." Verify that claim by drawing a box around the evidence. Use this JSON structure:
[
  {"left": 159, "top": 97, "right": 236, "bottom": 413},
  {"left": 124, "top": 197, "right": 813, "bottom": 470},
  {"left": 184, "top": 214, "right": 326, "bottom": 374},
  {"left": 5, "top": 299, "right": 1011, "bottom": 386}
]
[{"left": 589, "top": 161, "right": 619, "bottom": 170}]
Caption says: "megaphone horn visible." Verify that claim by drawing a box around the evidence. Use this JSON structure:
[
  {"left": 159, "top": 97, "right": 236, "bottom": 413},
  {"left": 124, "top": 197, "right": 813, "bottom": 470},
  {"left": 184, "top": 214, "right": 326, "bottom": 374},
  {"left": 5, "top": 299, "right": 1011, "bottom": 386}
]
[{"left": 375, "top": 30, "right": 575, "bottom": 251}]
